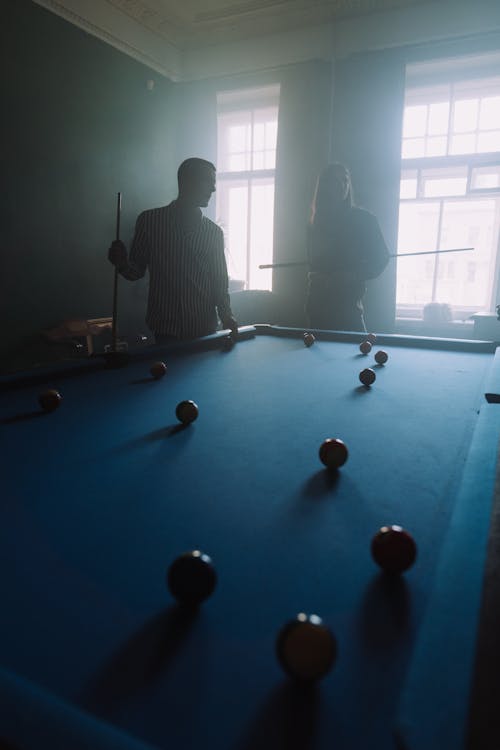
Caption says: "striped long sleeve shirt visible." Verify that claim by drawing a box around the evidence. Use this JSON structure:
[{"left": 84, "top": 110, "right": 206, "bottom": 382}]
[{"left": 118, "top": 201, "right": 233, "bottom": 339}]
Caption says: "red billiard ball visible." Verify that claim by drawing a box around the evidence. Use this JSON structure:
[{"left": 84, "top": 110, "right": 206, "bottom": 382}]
[
  {"left": 371, "top": 525, "right": 417, "bottom": 574},
  {"left": 38, "top": 389, "right": 62, "bottom": 412},
  {"left": 276, "top": 613, "right": 337, "bottom": 682},
  {"left": 367, "top": 333, "right": 377, "bottom": 344},
  {"left": 359, "top": 340, "right": 372, "bottom": 355},
  {"left": 150, "top": 361, "right": 167, "bottom": 379},
  {"left": 167, "top": 550, "right": 217, "bottom": 606},
  {"left": 375, "top": 350, "right": 388, "bottom": 365},
  {"left": 359, "top": 368, "right": 376, "bottom": 386},
  {"left": 175, "top": 400, "right": 199, "bottom": 425},
  {"left": 303, "top": 332, "right": 315, "bottom": 347},
  {"left": 319, "top": 438, "right": 348, "bottom": 469}
]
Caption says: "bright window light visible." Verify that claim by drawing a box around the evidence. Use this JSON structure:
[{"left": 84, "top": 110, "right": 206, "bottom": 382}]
[
  {"left": 398, "top": 66, "right": 500, "bottom": 318},
  {"left": 216, "top": 85, "right": 280, "bottom": 292}
]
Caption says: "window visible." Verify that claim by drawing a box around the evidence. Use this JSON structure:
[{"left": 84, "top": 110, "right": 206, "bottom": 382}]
[
  {"left": 397, "top": 62, "right": 500, "bottom": 319},
  {"left": 216, "top": 85, "right": 280, "bottom": 291}
]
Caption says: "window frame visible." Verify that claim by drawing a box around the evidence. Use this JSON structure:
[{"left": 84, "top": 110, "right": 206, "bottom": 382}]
[
  {"left": 216, "top": 85, "right": 280, "bottom": 292},
  {"left": 397, "top": 65, "right": 500, "bottom": 320}
]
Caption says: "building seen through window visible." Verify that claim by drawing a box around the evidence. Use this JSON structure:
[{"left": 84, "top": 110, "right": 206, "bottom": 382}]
[
  {"left": 216, "top": 85, "right": 280, "bottom": 291},
  {"left": 397, "top": 57, "right": 500, "bottom": 320}
]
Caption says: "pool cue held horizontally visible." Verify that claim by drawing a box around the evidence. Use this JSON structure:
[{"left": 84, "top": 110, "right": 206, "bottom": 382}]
[
  {"left": 111, "top": 192, "right": 121, "bottom": 351},
  {"left": 258, "top": 247, "right": 474, "bottom": 270}
]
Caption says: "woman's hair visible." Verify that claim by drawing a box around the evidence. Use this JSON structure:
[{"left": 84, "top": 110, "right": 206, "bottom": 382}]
[{"left": 310, "top": 163, "right": 353, "bottom": 224}]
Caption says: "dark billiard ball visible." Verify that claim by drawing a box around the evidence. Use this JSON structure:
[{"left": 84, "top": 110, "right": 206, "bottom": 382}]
[
  {"left": 367, "top": 333, "right": 377, "bottom": 344},
  {"left": 167, "top": 550, "right": 217, "bottom": 606},
  {"left": 359, "top": 368, "right": 376, "bottom": 387},
  {"left": 38, "top": 389, "right": 62, "bottom": 412},
  {"left": 276, "top": 613, "right": 337, "bottom": 682},
  {"left": 319, "top": 438, "right": 348, "bottom": 469},
  {"left": 303, "top": 332, "right": 315, "bottom": 347},
  {"left": 374, "top": 350, "right": 388, "bottom": 365},
  {"left": 150, "top": 361, "right": 167, "bottom": 379},
  {"left": 371, "top": 525, "right": 417, "bottom": 574},
  {"left": 175, "top": 400, "right": 199, "bottom": 425},
  {"left": 359, "top": 340, "right": 372, "bottom": 355}
]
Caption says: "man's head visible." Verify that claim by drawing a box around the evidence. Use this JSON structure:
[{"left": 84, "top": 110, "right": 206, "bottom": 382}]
[{"left": 177, "top": 158, "right": 216, "bottom": 208}]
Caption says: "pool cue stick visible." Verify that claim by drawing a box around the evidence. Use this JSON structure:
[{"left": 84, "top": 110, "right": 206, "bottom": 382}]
[
  {"left": 258, "top": 247, "right": 474, "bottom": 270},
  {"left": 389, "top": 247, "right": 473, "bottom": 259},
  {"left": 111, "top": 192, "right": 121, "bottom": 351}
]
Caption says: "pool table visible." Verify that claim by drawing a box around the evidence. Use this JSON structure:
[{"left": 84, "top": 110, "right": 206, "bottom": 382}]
[{"left": 1, "top": 324, "right": 500, "bottom": 750}]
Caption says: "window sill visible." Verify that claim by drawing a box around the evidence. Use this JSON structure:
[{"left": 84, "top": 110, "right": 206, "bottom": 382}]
[{"left": 395, "top": 317, "right": 478, "bottom": 340}]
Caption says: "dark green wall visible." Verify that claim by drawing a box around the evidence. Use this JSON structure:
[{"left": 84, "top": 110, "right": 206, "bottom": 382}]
[{"left": 1, "top": 0, "right": 175, "bottom": 363}]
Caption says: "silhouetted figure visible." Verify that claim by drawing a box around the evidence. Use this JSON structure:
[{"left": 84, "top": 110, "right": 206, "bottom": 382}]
[
  {"left": 305, "top": 163, "right": 389, "bottom": 332},
  {"left": 108, "top": 158, "right": 238, "bottom": 343}
]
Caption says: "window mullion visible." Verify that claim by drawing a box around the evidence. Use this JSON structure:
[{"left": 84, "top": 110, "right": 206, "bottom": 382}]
[
  {"left": 246, "top": 177, "right": 252, "bottom": 289},
  {"left": 432, "top": 200, "right": 445, "bottom": 302}
]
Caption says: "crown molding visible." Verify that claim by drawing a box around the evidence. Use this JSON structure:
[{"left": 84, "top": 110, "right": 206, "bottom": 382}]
[{"left": 32, "top": 0, "right": 182, "bottom": 79}]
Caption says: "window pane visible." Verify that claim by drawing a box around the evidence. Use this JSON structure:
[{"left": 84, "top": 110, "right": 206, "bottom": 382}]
[
  {"left": 403, "top": 105, "right": 427, "bottom": 137},
  {"left": 400, "top": 178, "right": 417, "bottom": 199},
  {"left": 264, "top": 149, "right": 276, "bottom": 169},
  {"left": 479, "top": 96, "right": 500, "bottom": 130},
  {"left": 421, "top": 167, "right": 468, "bottom": 198},
  {"left": 229, "top": 124, "right": 249, "bottom": 153},
  {"left": 453, "top": 99, "right": 479, "bottom": 133},
  {"left": 434, "top": 199, "right": 497, "bottom": 307},
  {"left": 249, "top": 179, "right": 274, "bottom": 290},
  {"left": 252, "top": 151, "right": 265, "bottom": 170},
  {"left": 216, "top": 94, "right": 279, "bottom": 291},
  {"left": 426, "top": 136, "right": 447, "bottom": 156},
  {"left": 228, "top": 153, "right": 250, "bottom": 171},
  {"left": 423, "top": 177, "right": 467, "bottom": 198},
  {"left": 428, "top": 101, "right": 449, "bottom": 135},
  {"left": 266, "top": 120, "right": 278, "bottom": 150},
  {"left": 471, "top": 166, "right": 500, "bottom": 189},
  {"left": 450, "top": 133, "right": 476, "bottom": 154},
  {"left": 253, "top": 122, "right": 265, "bottom": 151},
  {"left": 477, "top": 131, "right": 500, "bottom": 153},
  {"left": 216, "top": 180, "right": 248, "bottom": 283},
  {"left": 402, "top": 138, "right": 425, "bottom": 158},
  {"left": 396, "top": 202, "right": 440, "bottom": 304}
]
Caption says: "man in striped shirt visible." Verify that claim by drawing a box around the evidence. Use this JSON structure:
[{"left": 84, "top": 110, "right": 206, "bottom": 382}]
[{"left": 108, "top": 158, "right": 238, "bottom": 343}]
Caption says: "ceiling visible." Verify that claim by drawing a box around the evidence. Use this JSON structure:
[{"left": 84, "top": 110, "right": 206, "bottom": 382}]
[
  {"left": 35, "top": 0, "right": 498, "bottom": 81},
  {"left": 103, "top": 0, "right": 436, "bottom": 50}
]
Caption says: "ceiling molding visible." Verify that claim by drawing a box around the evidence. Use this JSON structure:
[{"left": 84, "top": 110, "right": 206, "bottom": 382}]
[
  {"left": 32, "top": 0, "right": 182, "bottom": 78},
  {"left": 104, "top": 0, "right": 187, "bottom": 46},
  {"left": 32, "top": 0, "right": 500, "bottom": 82}
]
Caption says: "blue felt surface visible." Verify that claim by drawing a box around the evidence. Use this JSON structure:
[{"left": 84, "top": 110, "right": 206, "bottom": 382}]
[
  {"left": 484, "top": 346, "right": 500, "bottom": 402},
  {"left": 0, "top": 329, "right": 497, "bottom": 750},
  {"left": 396, "top": 403, "right": 500, "bottom": 749},
  {"left": 0, "top": 667, "right": 159, "bottom": 750}
]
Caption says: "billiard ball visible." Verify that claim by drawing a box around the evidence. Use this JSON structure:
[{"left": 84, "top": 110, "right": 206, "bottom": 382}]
[
  {"left": 359, "top": 368, "right": 376, "bottom": 386},
  {"left": 276, "top": 613, "right": 337, "bottom": 682},
  {"left": 367, "top": 333, "right": 377, "bottom": 344},
  {"left": 38, "top": 389, "right": 62, "bottom": 412},
  {"left": 175, "top": 400, "right": 199, "bottom": 424},
  {"left": 167, "top": 550, "right": 217, "bottom": 606},
  {"left": 319, "top": 438, "right": 348, "bottom": 469},
  {"left": 150, "top": 361, "right": 167, "bottom": 379},
  {"left": 303, "top": 332, "right": 315, "bottom": 347},
  {"left": 359, "top": 340, "right": 372, "bottom": 355},
  {"left": 374, "top": 350, "right": 388, "bottom": 365},
  {"left": 371, "top": 525, "right": 417, "bottom": 574}
]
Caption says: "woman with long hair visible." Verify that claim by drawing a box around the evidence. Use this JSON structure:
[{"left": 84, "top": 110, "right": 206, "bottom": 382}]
[{"left": 305, "top": 163, "right": 389, "bottom": 331}]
